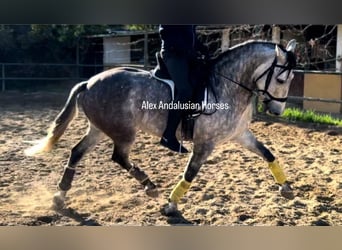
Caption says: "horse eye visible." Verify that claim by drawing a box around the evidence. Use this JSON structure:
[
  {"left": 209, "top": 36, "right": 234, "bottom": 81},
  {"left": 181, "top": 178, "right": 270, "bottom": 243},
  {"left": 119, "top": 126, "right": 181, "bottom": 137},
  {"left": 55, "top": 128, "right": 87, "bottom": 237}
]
[{"left": 277, "top": 78, "right": 285, "bottom": 84}]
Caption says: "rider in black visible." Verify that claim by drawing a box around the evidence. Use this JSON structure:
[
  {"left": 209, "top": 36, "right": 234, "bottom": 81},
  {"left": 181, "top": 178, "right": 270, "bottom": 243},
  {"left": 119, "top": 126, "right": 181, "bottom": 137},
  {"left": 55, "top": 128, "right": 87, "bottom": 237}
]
[{"left": 158, "top": 25, "right": 208, "bottom": 153}]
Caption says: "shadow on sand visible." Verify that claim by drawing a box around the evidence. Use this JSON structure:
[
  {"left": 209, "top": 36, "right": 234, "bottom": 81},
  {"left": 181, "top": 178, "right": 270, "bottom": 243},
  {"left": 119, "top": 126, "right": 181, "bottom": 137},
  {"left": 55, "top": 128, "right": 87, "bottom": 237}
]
[
  {"left": 160, "top": 204, "right": 196, "bottom": 226},
  {"left": 54, "top": 207, "right": 101, "bottom": 226}
]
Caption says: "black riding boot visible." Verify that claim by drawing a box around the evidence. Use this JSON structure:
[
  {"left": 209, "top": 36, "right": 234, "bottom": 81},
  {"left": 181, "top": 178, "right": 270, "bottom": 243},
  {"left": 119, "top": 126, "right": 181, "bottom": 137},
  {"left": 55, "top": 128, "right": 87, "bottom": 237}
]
[{"left": 160, "top": 109, "right": 188, "bottom": 153}]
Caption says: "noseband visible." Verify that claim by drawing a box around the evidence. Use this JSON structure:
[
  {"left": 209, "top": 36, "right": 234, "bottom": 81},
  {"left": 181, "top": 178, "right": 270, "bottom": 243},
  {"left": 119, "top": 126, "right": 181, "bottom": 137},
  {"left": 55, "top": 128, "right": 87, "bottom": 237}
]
[{"left": 253, "top": 56, "right": 293, "bottom": 103}]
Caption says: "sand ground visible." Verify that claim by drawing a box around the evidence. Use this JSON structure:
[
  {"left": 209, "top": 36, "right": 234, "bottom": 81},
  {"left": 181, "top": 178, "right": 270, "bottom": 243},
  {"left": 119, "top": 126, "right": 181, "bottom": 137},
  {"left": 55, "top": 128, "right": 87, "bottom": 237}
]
[{"left": 0, "top": 91, "right": 341, "bottom": 226}]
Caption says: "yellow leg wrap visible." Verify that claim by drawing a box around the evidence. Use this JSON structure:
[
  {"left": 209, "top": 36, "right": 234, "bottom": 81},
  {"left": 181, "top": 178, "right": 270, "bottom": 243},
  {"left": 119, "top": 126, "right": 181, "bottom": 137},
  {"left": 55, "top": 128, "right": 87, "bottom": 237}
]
[
  {"left": 169, "top": 179, "right": 191, "bottom": 203},
  {"left": 268, "top": 160, "right": 287, "bottom": 185}
]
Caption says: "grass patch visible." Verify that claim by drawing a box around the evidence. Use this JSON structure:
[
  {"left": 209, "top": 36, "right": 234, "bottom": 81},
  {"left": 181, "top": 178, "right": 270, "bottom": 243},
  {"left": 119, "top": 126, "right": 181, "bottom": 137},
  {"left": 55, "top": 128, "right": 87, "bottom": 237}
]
[{"left": 281, "top": 108, "right": 342, "bottom": 126}]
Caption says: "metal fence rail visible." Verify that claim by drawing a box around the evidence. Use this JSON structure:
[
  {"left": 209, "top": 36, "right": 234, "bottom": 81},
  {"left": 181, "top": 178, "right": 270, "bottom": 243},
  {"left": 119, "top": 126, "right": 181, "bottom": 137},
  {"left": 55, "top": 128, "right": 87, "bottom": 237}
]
[
  {"left": 1, "top": 62, "right": 342, "bottom": 115},
  {"left": 288, "top": 96, "right": 342, "bottom": 104},
  {"left": 1, "top": 63, "right": 80, "bottom": 91},
  {"left": 0, "top": 62, "right": 156, "bottom": 92}
]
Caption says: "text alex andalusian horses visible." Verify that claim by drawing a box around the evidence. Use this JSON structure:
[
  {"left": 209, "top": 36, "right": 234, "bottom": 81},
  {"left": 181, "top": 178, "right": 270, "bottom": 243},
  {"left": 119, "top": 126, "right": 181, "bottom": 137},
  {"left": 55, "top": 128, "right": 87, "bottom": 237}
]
[{"left": 25, "top": 39, "right": 297, "bottom": 217}]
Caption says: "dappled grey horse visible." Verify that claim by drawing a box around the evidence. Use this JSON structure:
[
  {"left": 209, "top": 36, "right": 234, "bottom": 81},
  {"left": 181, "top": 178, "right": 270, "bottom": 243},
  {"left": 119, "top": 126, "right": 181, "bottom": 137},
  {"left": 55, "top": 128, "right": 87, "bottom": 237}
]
[{"left": 26, "top": 39, "right": 297, "bottom": 215}]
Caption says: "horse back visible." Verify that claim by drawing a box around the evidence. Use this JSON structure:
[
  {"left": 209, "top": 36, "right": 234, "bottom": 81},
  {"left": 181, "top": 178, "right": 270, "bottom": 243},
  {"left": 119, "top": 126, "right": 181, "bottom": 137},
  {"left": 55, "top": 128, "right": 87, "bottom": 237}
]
[{"left": 78, "top": 67, "right": 171, "bottom": 137}]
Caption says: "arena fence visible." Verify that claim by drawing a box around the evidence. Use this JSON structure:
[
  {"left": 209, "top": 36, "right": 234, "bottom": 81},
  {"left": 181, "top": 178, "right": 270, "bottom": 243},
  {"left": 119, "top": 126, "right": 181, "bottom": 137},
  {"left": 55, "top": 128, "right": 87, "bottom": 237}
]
[
  {"left": 0, "top": 62, "right": 153, "bottom": 92},
  {"left": 1, "top": 63, "right": 342, "bottom": 115}
]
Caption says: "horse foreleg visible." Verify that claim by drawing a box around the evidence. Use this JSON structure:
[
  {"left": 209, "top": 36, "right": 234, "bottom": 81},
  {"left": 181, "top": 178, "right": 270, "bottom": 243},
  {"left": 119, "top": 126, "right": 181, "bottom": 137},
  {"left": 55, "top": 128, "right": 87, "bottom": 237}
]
[
  {"left": 111, "top": 141, "right": 158, "bottom": 198},
  {"left": 53, "top": 125, "right": 102, "bottom": 210},
  {"left": 235, "top": 130, "right": 294, "bottom": 200},
  {"left": 165, "top": 142, "right": 214, "bottom": 215}
]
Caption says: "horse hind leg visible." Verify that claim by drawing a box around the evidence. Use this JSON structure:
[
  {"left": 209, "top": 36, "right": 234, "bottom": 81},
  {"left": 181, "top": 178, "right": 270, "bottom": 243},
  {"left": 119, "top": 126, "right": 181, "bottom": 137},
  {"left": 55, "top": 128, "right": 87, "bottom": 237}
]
[
  {"left": 52, "top": 124, "right": 103, "bottom": 210},
  {"left": 111, "top": 137, "right": 158, "bottom": 198}
]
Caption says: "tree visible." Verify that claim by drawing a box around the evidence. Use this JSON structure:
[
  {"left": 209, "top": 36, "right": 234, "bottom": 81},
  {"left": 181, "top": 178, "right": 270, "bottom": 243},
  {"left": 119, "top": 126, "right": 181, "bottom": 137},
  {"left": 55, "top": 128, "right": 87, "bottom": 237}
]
[{"left": 0, "top": 25, "right": 113, "bottom": 63}]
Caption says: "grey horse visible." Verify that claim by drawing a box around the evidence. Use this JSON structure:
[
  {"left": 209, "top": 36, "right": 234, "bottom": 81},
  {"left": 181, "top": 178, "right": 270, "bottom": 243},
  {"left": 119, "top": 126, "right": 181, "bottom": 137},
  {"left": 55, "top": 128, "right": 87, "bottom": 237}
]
[{"left": 25, "top": 39, "right": 297, "bottom": 216}]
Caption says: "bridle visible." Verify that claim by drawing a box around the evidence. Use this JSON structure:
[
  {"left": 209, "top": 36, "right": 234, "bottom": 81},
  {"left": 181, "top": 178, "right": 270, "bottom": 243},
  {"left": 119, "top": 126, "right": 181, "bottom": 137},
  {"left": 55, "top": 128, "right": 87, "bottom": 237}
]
[
  {"left": 197, "top": 47, "right": 296, "bottom": 117},
  {"left": 216, "top": 50, "right": 295, "bottom": 103},
  {"left": 253, "top": 56, "right": 294, "bottom": 103}
]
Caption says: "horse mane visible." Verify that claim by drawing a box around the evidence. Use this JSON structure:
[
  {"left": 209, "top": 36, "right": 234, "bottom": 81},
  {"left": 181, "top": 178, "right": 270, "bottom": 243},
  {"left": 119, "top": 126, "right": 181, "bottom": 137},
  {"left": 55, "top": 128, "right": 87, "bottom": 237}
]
[
  {"left": 229, "top": 39, "right": 277, "bottom": 50},
  {"left": 211, "top": 40, "right": 276, "bottom": 62},
  {"left": 209, "top": 39, "right": 295, "bottom": 67}
]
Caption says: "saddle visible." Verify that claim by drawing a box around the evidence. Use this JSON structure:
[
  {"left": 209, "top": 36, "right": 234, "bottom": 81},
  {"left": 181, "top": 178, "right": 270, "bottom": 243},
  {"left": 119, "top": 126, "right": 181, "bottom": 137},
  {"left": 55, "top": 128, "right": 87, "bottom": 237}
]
[
  {"left": 151, "top": 52, "right": 210, "bottom": 140},
  {"left": 151, "top": 52, "right": 175, "bottom": 100}
]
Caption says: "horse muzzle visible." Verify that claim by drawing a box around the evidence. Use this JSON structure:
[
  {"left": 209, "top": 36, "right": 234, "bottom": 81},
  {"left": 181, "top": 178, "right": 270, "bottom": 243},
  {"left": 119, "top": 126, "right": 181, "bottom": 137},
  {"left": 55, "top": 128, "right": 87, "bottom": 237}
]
[{"left": 263, "top": 99, "right": 285, "bottom": 116}]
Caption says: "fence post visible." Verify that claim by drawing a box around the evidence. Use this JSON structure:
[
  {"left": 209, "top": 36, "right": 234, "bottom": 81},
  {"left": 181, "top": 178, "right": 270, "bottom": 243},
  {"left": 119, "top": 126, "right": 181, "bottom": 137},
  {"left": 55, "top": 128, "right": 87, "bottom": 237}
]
[
  {"left": 76, "top": 39, "right": 80, "bottom": 81},
  {"left": 336, "top": 24, "right": 342, "bottom": 72},
  {"left": 272, "top": 25, "right": 281, "bottom": 44},
  {"left": 221, "top": 28, "right": 230, "bottom": 52},
  {"left": 1, "top": 64, "right": 5, "bottom": 92},
  {"left": 144, "top": 30, "right": 149, "bottom": 69},
  {"left": 252, "top": 95, "right": 258, "bottom": 116}
]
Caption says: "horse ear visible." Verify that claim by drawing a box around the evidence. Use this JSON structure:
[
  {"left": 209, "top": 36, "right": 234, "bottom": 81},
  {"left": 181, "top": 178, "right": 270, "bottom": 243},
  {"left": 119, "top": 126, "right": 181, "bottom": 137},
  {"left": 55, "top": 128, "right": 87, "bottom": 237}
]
[
  {"left": 286, "top": 39, "right": 297, "bottom": 52},
  {"left": 275, "top": 45, "right": 283, "bottom": 58}
]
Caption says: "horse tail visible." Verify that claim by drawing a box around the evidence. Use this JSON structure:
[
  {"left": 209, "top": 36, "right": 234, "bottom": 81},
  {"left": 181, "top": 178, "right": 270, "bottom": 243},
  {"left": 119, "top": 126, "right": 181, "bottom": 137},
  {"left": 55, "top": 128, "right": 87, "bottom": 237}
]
[{"left": 25, "top": 81, "right": 88, "bottom": 156}]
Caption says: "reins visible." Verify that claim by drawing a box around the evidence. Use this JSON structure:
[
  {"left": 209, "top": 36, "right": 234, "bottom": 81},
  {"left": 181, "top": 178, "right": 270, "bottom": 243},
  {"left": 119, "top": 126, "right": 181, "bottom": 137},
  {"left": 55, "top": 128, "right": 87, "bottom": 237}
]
[
  {"left": 214, "top": 70, "right": 257, "bottom": 96},
  {"left": 215, "top": 54, "right": 294, "bottom": 104},
  {"left": 194, "top": 56, "right": 287, "bottom": 117},
  {"left": 190, "top": 46, "right": 296, "bottom": 118}
]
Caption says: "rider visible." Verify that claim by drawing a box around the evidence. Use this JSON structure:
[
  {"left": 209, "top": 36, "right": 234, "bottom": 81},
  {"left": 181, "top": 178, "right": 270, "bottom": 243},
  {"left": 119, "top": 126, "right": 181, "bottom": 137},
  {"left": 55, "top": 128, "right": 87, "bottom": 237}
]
[{"left": 158, "top": 24, "right": 209, "bottom": 153}]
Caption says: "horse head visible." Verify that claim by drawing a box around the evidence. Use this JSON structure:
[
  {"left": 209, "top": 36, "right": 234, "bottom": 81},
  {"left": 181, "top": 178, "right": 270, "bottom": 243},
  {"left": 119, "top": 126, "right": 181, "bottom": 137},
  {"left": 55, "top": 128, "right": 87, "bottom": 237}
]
[{"left": 253, "top": 39, "right": 297, "bottom": 116}]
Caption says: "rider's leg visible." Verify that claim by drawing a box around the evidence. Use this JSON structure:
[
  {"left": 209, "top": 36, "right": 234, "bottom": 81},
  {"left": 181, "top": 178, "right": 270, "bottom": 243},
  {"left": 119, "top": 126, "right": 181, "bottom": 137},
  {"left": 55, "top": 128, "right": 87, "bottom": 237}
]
[{"left": 160, "top": 52, "right": 193, "bottom": 153}]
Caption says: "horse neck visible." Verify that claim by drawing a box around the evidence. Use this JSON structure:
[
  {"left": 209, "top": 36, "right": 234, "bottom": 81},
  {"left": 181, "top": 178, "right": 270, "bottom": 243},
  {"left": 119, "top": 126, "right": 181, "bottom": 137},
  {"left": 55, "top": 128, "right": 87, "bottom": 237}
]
[{"left": 211, "top": 45, "right": 274, "bottom": 105}]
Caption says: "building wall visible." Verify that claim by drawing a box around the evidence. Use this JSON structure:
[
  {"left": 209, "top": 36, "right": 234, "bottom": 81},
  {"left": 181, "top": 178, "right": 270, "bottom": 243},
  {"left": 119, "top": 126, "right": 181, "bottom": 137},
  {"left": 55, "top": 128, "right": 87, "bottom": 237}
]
[
  {"left": 303, "top": 72, "right": 342, "bottom": 113},
  {"left": 103, "top": 36, "right": 131, "bottom": 65}
]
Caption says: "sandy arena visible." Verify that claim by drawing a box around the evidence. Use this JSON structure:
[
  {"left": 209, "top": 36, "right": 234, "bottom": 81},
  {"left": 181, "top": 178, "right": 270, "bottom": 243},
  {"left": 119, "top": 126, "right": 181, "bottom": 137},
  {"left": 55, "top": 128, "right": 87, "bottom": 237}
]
[{"left": 0, "top": 91, "right": 341, "bottom": 226}]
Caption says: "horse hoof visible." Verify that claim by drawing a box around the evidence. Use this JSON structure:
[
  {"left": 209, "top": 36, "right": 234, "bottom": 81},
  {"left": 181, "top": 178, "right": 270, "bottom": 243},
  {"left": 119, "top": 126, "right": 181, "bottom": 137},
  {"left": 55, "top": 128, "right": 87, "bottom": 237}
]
[
  {"left": 145, "top": 186, "right": 159, "bottom": 198},
  {"left": 52, "top": 191, "right": 66, "bottom": 210},
  {"left": 164, "top": 202, "right": 178, "bottom": 216},
  {"left": 279, "top": 183, "right": 294, "bottom": 200},
  {"left": 144, "top": 181, "right": 159, "bottom": 198}
]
